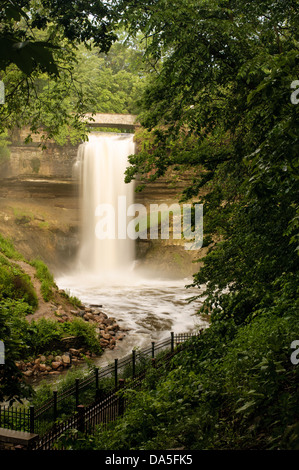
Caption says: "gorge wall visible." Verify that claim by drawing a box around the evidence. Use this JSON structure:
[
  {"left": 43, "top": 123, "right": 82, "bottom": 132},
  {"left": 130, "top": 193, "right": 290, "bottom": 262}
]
[{"left": 0, "top": 128, "right": 206, "bottom": 278}]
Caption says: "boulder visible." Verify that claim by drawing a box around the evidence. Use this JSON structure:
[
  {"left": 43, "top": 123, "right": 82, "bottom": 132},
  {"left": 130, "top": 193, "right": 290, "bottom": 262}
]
[
  {"left": 62, "top": 354, "right": 71, "bottom": 365},
  {"left": 102, "top": 333, "right": 111, "bottom": 341},
  {"left": 52, "top": 361, "right": 62, "bottom": 370},
  {"left": 24, "top": 370, "right": 33, "bottom": 377},
  {"left": 91, "top": 308, "right": 101, "bottom": 315},
  {"left": 69, "top": 348, "right": 80, "bottom": 356}
]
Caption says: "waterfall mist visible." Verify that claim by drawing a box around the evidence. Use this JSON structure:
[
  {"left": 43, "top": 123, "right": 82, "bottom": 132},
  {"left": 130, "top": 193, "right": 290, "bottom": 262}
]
[{"left": 56, "top": 131, "right": 205, "bottom": 352}]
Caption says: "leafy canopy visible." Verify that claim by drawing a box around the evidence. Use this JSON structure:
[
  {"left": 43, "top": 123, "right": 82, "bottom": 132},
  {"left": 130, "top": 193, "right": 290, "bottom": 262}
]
[
  {"left": 0, "top": 0, "right": 118, "bottom": 141},
  {"left": 117, "top": 0, "right": 299, "bottom": 323}
]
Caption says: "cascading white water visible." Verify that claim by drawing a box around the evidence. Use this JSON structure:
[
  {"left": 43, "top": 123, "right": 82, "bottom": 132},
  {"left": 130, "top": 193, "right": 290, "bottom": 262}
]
[
  {"left": 74, "top": 133, "right": 135, "bottom": 277},
  {"left": 56, "top": 131, "right": 206, "bottom": 361}
]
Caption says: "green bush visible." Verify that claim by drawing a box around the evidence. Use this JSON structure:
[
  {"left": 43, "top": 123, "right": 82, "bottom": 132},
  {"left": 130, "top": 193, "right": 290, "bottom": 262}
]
[
  {"left": 30, "top": 258, "right": 56, "bottom": 302},
  {"left": 0, "top": 256, "right": 38, "bottom": 308},
  {"left": 12, "top": 317, "right": 102, "bottom": 358},
  {"left": 28, "top": 318, "right": 62, "bottom": 355},
  {"left": 60, "top": 318, "right": 102, "bottom": 355},
  {"left": 0, "top": 234, "right": 24, "bottom": 261},
  {"left": 59, "top": 289, "right": 83, "bottom": 308}
]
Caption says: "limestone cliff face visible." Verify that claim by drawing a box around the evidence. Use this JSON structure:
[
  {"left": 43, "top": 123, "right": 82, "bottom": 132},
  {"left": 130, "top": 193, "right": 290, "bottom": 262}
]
[
  {"left": 2, "top": 127, "right": 78, "bottom": 179},
  {"left": 0, "top": 178, "right": 80, "bottom": 273},
  {"left": 0, "top": 130, "right": 204, "bottom": 278}
]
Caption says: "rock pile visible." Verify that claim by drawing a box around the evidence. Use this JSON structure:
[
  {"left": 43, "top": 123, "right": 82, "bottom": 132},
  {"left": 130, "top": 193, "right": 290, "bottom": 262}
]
[
  {"left": 16, "top": 353, "right": 72, "bottom": 378},
  {"left": 17, "top": 306, "right": 127, "bottom": 379},
  {"left": 70, "top": 306, "right": 127, "bottom": 349}
]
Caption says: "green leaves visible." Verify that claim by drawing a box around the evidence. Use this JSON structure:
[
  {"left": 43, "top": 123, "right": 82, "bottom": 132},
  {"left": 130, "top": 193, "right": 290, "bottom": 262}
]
[
  {"left": 236, "top": 400, "right": 256, "bottom": 415},
  {"left": 1, "top": 1, "right": 28, "bottom": 22},
  {"left": 0, "top": 0, "right": 120, "bottom": 140},
  {"left": 0, "top": 38, "right": 59, "bottom": 76}
]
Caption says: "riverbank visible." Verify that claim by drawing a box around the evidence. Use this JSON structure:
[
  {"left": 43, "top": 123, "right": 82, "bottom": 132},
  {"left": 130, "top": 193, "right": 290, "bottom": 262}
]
[{"left": 16, "top": 302, "right": 128, "bottom": 381}]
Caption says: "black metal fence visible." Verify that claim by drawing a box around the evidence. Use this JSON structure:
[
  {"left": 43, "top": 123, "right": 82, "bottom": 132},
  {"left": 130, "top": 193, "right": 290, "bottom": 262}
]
[
  {"left": 32, "top": 334, "right": 197, "bottom": 450},
  {"left": 0, "top": 405, "right": 34, "bottom": 433},
  {"left": 0, "top": 331, "right": 201, "bottom": 443}
]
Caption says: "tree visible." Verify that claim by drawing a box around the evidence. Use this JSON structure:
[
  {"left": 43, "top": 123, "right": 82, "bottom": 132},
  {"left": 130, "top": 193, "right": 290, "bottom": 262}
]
[
  {"left": 70, "top": 32, "right": 148, "bottom": 116},
  {"left": 0, "top": 0, "right": 118, "bottom": 141},
  {"left": 118, "top": 0, "right": 299, "bottom": 323}
]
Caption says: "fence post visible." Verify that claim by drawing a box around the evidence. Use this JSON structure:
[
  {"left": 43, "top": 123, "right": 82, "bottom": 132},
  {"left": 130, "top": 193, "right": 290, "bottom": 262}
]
[
  {"left": 118, "top": 379, "right": 125, "bottom": 416},
  {"left": 29, "top": 406, "right": 35, "bottom": 434},
  {"left": 77, "top": 405, "right": 85, "bottom": 434},
  {"left": 171, "top": 332, "right": 174, "bottom": 353},
  {"left": 151, "top": 342, "right": 155, "bottom": 358},
  {"left": 95, "top": 367, "right": 99, "bottom": 391},
  {"left": 75, "top": 378, "right": 80, "bottom": 408},
  {"left": 95, "top": 368, "right": 100, "bottom": 401},
  {"left": 114, "top": 359, "right": 118, "bottom": 389},
  {"left": 53, "top": 391, "right": 58, "bottom": 422},
  {"left": 132, "top": 349, "right": 136, "bottom": 378}
]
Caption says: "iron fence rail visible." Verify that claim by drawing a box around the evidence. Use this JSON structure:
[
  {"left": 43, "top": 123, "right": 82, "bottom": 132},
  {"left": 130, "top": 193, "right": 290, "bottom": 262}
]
[
  {"left": 0, "top": 331, "right": 201, "bottom": 441},
  {"left": 0, "top": 405, "right": 32, "bottom": 433},
  {"left": 32, "top": 340, "right": 192, "bottom": 450}
]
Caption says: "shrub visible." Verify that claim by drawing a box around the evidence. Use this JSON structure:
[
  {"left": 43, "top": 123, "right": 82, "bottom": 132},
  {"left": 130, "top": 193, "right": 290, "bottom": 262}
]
[
  {"left": 0, "top": 234, "right": 24, "bottom": 261},
  {"left": 60, "top": 318, "right": 102, "bottom": 355},
  {"left": 0, "top": 257, "right": 38, "bottom": 308},
  {"left": 30, "top": 258, "right": 56, "bottom": 301}
]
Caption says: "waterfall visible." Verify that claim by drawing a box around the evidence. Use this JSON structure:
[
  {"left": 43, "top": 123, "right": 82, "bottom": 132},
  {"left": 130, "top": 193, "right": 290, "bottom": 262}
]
[{"left": 74, "top": 133, "right": 136, "bottom": 277}]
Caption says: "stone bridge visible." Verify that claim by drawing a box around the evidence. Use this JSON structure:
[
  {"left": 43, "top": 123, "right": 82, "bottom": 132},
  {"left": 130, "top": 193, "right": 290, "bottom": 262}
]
[
  {"left": 82, "top": 113, "right": 139, "bottom": 131},
  {"left": 4, "top": 113, "right": 140, "bottom": 180}
]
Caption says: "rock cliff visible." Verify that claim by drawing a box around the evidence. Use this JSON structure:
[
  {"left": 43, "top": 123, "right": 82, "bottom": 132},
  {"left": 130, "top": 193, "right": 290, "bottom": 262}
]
[{"left": 0, "top": 129, "right": 205, "bottom": 278}]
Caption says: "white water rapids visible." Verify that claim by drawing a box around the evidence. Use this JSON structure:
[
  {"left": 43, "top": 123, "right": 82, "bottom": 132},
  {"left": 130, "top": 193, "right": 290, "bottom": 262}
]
[{"left": 56, "top": 133, "right": 206, "bottom": 367}]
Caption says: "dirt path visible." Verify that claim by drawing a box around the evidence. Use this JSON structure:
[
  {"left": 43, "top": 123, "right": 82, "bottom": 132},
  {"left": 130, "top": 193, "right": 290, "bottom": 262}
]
[{"left": 17, "top": 260, "right": 56, "bottom": 320}]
